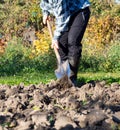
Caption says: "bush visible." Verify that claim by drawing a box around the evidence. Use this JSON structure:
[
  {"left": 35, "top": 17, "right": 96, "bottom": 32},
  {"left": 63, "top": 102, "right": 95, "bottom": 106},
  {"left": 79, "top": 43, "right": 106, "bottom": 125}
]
[
  {"left": 0, "top": 39, "right": 119, "bottom": 76},
  {"left": 84, "top": 14, "right": 120, "bottom": 47},
  {"left": 0, "top": 0, "right": 42, "bottom": 40},
  {"left": 0, "top": 0, "right": 120, "bottom": 75},
  {"left": 80, "top": 40, "right": 120, "bottom": 72},
  {"left": 0, "top": 39, "right": 30, "bottom": 75},
  {"left": 0, "top": 39, "right": 56, "bottom": 76},
  {"left": 103, "top": 41, "right": 120, "bottom": 72}
]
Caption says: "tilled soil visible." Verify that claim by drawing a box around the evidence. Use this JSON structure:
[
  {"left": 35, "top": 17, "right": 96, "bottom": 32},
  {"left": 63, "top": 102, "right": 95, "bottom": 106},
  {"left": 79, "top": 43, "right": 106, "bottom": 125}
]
[{"left": 0, "top": 76, "right": 120, "bottom": 130}]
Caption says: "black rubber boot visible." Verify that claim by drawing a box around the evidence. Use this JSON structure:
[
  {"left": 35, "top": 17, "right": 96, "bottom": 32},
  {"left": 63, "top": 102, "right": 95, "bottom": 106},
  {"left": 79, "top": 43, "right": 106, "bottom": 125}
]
[{"left": 68, "top": 57, "right": 80, "bottom": 86}]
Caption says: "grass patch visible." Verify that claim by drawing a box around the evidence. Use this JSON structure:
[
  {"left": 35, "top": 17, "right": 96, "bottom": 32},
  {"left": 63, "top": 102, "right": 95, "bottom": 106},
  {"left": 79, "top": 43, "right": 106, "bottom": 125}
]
[
  {"left": 0, "top": 71, "right": 120, "bottom": 85},
  {"left": 78, "top": 72, "right": 120, "bottom": 85},
  {"left": 0, "top": 71, "right": 55, "bottom": 85}
]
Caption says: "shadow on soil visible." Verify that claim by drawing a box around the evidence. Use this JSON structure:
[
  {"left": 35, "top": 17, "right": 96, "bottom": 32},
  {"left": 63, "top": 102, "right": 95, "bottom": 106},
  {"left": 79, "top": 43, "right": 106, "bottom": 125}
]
[{"left": 77, "top": 77, "right": 120, "bottom": 87}]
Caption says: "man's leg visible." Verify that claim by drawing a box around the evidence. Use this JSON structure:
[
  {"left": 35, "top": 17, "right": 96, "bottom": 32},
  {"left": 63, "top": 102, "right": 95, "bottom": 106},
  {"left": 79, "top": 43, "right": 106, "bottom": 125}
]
[
  {"left": 68, "top": 7, "right": 91, "bottom": 85},
  {"left": 58, "top": 31, "right": 68, "bottom": 61}
]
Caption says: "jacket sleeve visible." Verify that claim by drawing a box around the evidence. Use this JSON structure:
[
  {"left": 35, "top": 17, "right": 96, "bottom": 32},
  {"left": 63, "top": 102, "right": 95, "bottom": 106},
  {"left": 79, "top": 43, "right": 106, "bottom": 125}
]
[
  {"left": 40, "top": 0, "right": 70, "bottom": 40},
  {"left": 40, "top": 0, "right": 51, "bottom": 17},
  {"left": 53, "top": 0, "right": 70, "bottom": 40}
]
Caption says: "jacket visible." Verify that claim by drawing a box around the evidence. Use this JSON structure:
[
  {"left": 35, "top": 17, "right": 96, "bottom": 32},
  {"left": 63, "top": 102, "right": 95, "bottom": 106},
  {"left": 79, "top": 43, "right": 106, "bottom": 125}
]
[{"left": 40, "top": 0, "right": 90, "bottom": 40}]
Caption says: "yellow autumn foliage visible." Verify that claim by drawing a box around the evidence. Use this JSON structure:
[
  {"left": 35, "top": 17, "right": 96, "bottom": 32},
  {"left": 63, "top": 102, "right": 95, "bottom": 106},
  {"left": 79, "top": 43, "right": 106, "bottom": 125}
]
[
  {"left": 0, "top": 38, "right": 7, "bottom": 55},
  {"left": 83, "top": 14, "right": 120, "bottom": 55},
  {"left": 32, "top": 27, "right": 51, "bottom": 55},
  {"left": 87, "top": 15, "right": 119, "bottom": 44},
  {"left": 32, "top": 14, "right": 120, "bottom": 56}
]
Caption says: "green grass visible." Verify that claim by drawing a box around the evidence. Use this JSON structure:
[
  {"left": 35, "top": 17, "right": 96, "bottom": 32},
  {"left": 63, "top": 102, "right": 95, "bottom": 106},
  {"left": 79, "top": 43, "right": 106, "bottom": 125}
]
[
  {"left": 77, "top": 72, "right": 120, "bottom": 85},
  {"left": 0, "top": 71, "right": 55, "bottom": 85},
  {"left": 0, "top": 71, "right": 120, "bottom": 85}
]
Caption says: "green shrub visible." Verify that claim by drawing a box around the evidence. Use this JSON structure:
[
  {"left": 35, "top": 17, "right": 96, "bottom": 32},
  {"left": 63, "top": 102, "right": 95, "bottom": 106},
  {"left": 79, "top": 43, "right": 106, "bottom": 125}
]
[
  {"left": 0, "top": 39, "right": 56, "bottom": 76},
  {"left": 102, "top": 41, "right": 120, "bottom": 72},
  {"left": 0, "top": 39, "right": 30, "bottom": 75},
  {"left": 0, "top": 0, "right": 120, "bottom": 75},
  {"left": 80, "top": 40, "right": 120, "bottom": 72},
  {"left": 0, "top": 39, "right": 120, "bottom": 76}
]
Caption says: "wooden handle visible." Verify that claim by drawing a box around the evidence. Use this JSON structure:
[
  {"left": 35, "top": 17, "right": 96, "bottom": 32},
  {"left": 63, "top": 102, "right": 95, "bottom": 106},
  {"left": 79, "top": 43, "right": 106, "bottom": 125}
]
[
  {"left": 47, "top": 20, "right": 53, "bottom": 39},
  {"left": 47, "top": 20, "right": 61, "bottom": 64}
]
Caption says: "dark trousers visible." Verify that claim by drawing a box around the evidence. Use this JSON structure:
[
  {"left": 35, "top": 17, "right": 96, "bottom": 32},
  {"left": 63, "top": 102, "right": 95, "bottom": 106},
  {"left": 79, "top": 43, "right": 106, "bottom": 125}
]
[{"left": 58, "top": 7, "right": 91, "bottom": 61}]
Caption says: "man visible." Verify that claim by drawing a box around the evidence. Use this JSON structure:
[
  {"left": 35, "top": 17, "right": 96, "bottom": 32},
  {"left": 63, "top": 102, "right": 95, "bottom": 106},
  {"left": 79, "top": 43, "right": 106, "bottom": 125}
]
[{"left": 40, "top": 0, "right": 91, "bottom": 86}]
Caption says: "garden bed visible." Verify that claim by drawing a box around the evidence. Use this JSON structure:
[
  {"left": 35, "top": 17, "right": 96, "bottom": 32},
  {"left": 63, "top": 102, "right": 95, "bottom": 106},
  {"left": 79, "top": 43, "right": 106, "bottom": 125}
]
[{"left": 0, "top": 77, "right": 120, "bottom": 130}]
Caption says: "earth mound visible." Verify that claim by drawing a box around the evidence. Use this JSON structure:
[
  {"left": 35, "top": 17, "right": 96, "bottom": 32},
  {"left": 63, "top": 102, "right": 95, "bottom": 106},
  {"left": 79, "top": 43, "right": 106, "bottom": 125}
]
[{"left": 0, "top": 78, "right": 120, "bottom": 130}]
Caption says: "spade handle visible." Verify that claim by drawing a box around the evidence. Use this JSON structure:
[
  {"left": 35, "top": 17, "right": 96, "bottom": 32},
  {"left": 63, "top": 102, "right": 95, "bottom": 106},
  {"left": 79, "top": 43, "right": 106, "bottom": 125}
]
[{"left": 47, "top": 20, "right": 61, "bottom": 65}]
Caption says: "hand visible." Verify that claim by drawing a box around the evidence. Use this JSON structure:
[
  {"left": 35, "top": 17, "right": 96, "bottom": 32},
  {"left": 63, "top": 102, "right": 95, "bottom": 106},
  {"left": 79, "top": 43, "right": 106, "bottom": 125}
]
[
  {"left": 51, "top": 39, "right": 59, "bottom": 49},
  {"left": 43, "top": 15, "right": 51, "bottom": 25}
]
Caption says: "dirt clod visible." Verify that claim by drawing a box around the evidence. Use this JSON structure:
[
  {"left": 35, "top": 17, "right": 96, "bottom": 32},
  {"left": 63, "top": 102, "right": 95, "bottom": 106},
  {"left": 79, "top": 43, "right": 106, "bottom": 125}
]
[{"left": 0, "top": 80, "right": 120, "bottom": 129}]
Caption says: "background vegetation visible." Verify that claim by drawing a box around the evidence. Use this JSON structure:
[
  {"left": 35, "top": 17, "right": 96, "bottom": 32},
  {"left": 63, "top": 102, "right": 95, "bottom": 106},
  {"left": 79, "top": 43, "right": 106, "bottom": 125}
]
[{"left": 0, "top": 0, "right": 120, "bottom": 84}]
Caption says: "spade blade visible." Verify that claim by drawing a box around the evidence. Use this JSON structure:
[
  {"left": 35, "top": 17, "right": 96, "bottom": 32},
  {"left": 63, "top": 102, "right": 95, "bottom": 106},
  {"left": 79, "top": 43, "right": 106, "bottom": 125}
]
[{"left": 55, "top": 60, "right": 71, "bottom": 79}]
